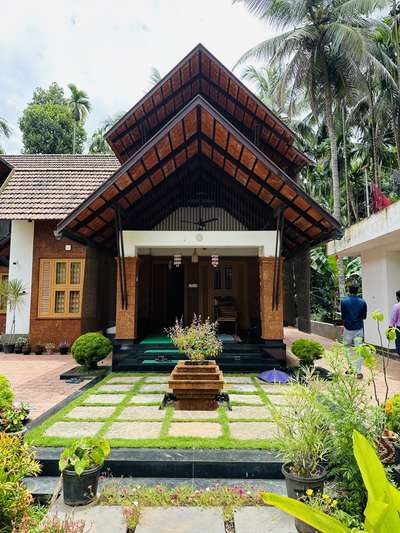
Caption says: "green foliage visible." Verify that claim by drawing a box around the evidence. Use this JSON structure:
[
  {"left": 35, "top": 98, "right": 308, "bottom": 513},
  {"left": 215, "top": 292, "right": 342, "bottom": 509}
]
[
  {"left": 0, "top": 433, "right": 40, "bottom": 532},
  {"left": 59, "top": 438, "right": 110, "bottom": 476},
  {"left": 291, "top": 338, "right": 324, "bottom": 365},
  {"left": 0, "top": 374, "right": 13, "bottom": 408},
  {"left": 19, "top": 82, "right": 86, "bottom": 154},
  {"left": 71, "top": 332, "right": 112, "bottom": 369},
  {"left": 0, "top": 279, "right": 27, "bottom": 335},
  {"left": 88, "top": 128, "right": 113, "bottom": 154},
  {"left": 385, "top": 393, "right": 400, "bottom": 433},
  {"left": 0, "top": 403, "right": 29, "bottom": 433},
  {"left": 270, "top": 378, "right": 331, "bottom": 477},
  {"left": 167, "top": 315, "right": 223, "bottom": 361},
  {"left": 262, "top": 430, "right": 400, "bottom": 532}
]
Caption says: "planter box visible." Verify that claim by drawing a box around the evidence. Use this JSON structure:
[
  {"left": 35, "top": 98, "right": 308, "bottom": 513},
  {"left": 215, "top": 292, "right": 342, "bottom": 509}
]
[{"left": 168, "top": 360, "right": 224, "bottom": 410}]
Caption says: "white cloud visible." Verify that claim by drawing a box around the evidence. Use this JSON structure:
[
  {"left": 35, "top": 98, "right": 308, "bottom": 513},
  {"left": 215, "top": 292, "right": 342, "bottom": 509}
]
[{"left": 0, "top": 0, "right": 274, "bottom": 153}]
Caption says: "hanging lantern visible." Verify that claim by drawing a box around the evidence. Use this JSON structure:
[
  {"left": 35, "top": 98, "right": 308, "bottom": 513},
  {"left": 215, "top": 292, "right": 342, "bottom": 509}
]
[
  {"left": 191, "top": 248, "right": 199, "bottom": 263},
  {"left": 211, "top": 254, "right": 219, "bottom": 268},
  {"left": 173, "top": 254, "right": 182, "bottom": 268}
]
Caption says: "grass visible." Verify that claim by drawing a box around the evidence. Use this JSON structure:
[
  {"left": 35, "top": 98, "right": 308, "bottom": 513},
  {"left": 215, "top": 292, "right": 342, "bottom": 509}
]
[
  {"left": 99, "top": 481, "right": 266, "bottom": 531},
  {"left": 26, "top": 372, "right": 285, "bottom": 449}
]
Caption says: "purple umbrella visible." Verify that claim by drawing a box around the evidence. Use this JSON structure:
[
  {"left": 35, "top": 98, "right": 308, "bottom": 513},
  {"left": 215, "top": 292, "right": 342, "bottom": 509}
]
[{"left": 258, "top": 369, "right": 290, "bottom": 384}]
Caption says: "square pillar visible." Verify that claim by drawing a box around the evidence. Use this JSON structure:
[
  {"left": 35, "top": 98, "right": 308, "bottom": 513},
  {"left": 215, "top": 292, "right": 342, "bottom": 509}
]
[
  {"left": 259, "top": 257, "right": 284, "bottom": 341},
  {"left": 293, "top": 250, "right": 311, "bottom": 333},
  {"left": 115, "top": 256, "right": 139, "bottom": 340}
]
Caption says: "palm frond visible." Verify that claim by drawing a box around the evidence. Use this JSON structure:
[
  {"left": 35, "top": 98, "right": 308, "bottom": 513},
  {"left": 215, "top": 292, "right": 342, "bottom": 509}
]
[
  {"left": 333, "top": 0, "right": 391, "bottom": 18},
  {"left": 234, "top": 0, "right": 311, "bottom": 28},
  {"left": 0, "top": 118, "right": 11, "bottom": 138}
]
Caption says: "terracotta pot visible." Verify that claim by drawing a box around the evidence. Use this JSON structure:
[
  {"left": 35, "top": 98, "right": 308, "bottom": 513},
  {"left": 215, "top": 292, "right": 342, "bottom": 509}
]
[{"left": 169, "top": 360, "right": 224, "bottom": 410}]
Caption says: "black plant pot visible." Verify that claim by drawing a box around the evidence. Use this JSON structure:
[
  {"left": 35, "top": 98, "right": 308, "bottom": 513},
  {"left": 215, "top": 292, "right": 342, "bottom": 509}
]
[
  {"left": 3, "top": 343, "right": 15, "bottom": 353},
  {"left": 294, "top": 518, "right": 320, "bottom": 533},
  {"left": 22, "top": 346, "right": 31, "bottom": 355},
  {"left": 59, "top": 347, "right": 69, "bottom": 355},
  {"left": 14, "top": 346, "right": 22, "bottom": 354},
  {"left": 282, "top": 463, "right": 327, "bottom": 500},
  {"left": 35, "top": 347, "right": 43, "bottom": 355},
  {"left": 62, "top": 464, "right": 102, "bottom": 506}
]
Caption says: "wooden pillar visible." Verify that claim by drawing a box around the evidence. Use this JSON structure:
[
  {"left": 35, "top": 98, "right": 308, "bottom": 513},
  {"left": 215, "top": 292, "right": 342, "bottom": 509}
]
[
  {"left": 115, "top": 256, "right": 139, "bottom": 339},
  {"left": 259, "top": 257, "right": 284, "bottom": 341},
  {"left": 294, "top": 250, "right": 311, "bottom": 333}
]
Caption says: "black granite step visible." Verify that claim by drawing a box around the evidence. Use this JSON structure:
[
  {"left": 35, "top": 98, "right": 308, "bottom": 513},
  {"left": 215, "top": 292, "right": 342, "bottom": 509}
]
[{"left": 34, "top": 447, "right": 283, "bottom": 480}]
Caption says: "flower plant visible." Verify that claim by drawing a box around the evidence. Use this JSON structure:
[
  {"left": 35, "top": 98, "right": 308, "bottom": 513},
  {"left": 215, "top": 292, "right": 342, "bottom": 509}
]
[{"left": 167, "top": 315, "right": 223, "bottom": 361}]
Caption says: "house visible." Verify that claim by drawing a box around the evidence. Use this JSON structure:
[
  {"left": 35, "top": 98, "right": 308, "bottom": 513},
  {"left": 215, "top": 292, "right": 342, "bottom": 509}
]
[
  {"left": 328, "top": 200, "right": 400, "bottom": 347},
  {"left": 0, "top": 45, "right": 340, "bottom": 369}
]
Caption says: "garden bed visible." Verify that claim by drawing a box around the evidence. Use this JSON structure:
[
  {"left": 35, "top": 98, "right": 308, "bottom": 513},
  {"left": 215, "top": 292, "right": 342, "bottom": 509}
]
[{"left": 26, "top": 373, "right": 288, "bottom": 449}]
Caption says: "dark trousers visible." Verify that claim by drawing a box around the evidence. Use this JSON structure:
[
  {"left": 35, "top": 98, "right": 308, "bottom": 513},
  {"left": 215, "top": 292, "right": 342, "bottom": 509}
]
[{"left": 396, "top": 329, "right": 400, "bottom": 356}]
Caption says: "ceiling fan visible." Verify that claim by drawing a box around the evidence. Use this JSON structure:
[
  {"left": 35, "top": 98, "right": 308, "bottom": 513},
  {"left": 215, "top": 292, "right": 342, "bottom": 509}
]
[{"left": 181, "top": 192, "right": 218, "bottom": 230}]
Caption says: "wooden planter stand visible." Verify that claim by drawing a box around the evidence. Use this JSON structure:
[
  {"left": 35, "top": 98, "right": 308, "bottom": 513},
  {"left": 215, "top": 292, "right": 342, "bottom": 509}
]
[{"left": 168, "top": 360, "right": 224, "bottom": 410}]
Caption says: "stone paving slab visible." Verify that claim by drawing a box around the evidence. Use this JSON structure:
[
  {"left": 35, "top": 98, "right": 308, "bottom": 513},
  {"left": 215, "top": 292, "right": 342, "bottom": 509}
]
[
  {"left": 139, "top": 384, "right": 169, "bottom": 393},
  {"left": 229, "top": 394, "right": 263, "bottom": 405},
  {"left": 105, "top": 421, "right": 162, "bottom": 439},
  {"left": 229, "top": 421, "right": 277, "bottom": 440},
  {"left": 107, "top": 376, "right": 142, "bottom": 383},
  {"left": 224, "top": 384, "right": 257, "bottom": 393},
  {"left": 129, "top": 394, "right": 164, "bottom": 404},
  {"left": 135, "top": 507, "right": 225, "bottom": 533},
  {"left": 258, "top": 383, "right": 291, "bottom": 394},
  {"left": 65, "top": 406, "right": 116, "bottom": 419},
  {"left": 84, "top": 394, "right": 127, "bottom": 405},
  {"left": 268, "top": 395, "right": 288, "bottom": 405},
  {"left": 234, "top": 507, "right": 295, "bottom": 533},
  {"left": 49, "top": 502, "right": 126, "bottom": 533},
  {"left": 228, "top": 406, "right": 270, "bottom": 420},
  {"left": 172, "top": 409, "right": 219, "bottom": 420},
  {"left": 97, "top": 384, "right": 133, "bottom": 392},
  {"left": 224, "top": 376, "right": 253, "bottom": 384},
  {"left": 169, "top": 422, "right": 222, "bottom": 438},
  {"left": 144, "top": 376, "right": 169, "bottom": 383},
  {"left": 44, "top": 421, "right": 103, "bottom": 438},
  {"left": 118, "top": 405, "right": 165, "bottom": 420}
]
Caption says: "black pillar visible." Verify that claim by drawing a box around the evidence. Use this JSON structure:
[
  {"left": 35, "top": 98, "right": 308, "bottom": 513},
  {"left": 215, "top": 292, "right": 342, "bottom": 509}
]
[
  {"left": 283, "top": 258, "right": 296, "bottom": 326},
  {"left": 294, "top": 250, "right": 311, "bottom": 333}
]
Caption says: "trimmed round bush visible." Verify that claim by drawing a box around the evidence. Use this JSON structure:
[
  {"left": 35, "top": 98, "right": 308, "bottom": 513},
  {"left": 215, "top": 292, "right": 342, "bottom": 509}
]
[
  {"left": 71, "top": 333, "right": 112, "bottom": 369},
  {"left": 291, "top": 338, "right": 324, "bottom": 366},
  {"left": 0, "top": 375, "right": 13, "bottom": 408}
]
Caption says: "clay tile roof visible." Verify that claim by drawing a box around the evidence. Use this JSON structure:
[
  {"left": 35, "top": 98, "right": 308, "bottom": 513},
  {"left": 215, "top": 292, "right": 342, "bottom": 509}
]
[{"left": 0, "top": 154, "right": 119, "bottom": 220}]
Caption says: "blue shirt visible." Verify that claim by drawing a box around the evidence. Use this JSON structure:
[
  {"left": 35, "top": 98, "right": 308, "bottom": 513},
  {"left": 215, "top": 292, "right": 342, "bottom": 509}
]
[{"left": 340, "top": 295, "right": 367, "bottom": 331}]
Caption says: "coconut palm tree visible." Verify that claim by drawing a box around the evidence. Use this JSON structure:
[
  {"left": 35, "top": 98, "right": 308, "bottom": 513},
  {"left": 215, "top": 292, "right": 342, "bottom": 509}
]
[
  {"left": 67, "top": 84, "right": 91, "bottom": 154},
  {"left": 234, "top": 0, "right": 390, "bottom": 225},
  {"left": 0, "top": 117, "right": 11, "bottom": 153},
  {"left": 88, "top": 128, "right": 113, "bottom": 154},
  {"left": 149, "top": 67, "right": 162, "bottom": 88}
]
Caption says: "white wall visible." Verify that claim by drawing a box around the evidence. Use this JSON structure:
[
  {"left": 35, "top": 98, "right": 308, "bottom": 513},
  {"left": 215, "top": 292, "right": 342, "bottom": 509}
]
[
  {"left": 361, "top": 248, "right": 400, "bottom": 346},
  {"left": 6, "top": 220, "right": 34, "bottom": 334}
]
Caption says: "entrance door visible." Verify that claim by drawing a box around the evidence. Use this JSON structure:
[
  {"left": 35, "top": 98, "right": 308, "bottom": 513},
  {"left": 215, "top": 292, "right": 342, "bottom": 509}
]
[
  {"left": 151, "top": 261, "right": 184, "bottom": 331},
  {"left": 166, "top": 264, "right": 184, "bottom": 326}
]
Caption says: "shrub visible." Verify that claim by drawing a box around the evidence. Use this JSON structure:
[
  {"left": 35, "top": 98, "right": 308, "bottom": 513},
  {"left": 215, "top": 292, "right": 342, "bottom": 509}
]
[
  {"left": 0, "top": 433, "right": 40, "bottom": 531},
  {"left": 0, "top": 374, "right": 13, "bottom": 408},
  {"left": 291, "top": 339, "right": 324, "bottom": 365},
  {"left": 71, "top": 332, "right": 111, "bottom": 369},
  {"left": 167, "top": 315, "right": 222, "bottom": 361},
  {"left": 385, "top": 393, "right": 400, "bottom": 434}
]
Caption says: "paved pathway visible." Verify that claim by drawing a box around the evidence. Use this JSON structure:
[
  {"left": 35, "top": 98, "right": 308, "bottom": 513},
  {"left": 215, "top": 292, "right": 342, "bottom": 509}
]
[{"left": 0, "top": 353, "right": 111, "bottom": 419}]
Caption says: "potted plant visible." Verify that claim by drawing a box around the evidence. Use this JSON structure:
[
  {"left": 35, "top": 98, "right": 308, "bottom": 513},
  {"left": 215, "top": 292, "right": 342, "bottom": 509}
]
[
  {"left": 21, "top": 339, "right": 31, "bottom": 355},
  {"left": 14, "top": 336, "right": 27, "bottom": 355},
  {"left": 59, "top": 340, "right": 70, "bottom": 355},
  {"left": 291, "top": 339, "right": 324, "bottom": 369},
  {"left": 45, "top": 342, "right": 56, "bottom": 354},
  {"left": 167, "top": 316, "right": 224, "bottom": 410},
  {"left": 59, "top": 437, "right": 110, "bottom": 506},
  {"left": 1, "top": 334, "right": 17, "bottom": 353},
  {"left": 0, "top": 403, "right": 30, "bottom": 436},
  {"left": 0, "top": 279, "right": 27, "bottom": 350},
  {"left": 270, "top": 379, "right": 330, "bottom": 501},
  {"left": 35, "top": 342, "right": 44, "bottom": 355},
  {"left": 71, "top": 332, "right": 112, "bottom": 369}
]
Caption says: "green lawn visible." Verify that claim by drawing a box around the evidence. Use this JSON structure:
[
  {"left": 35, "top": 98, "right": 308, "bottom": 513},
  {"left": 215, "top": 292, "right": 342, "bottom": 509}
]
[{"left": 26, "top": 372, "right": 287, "bottom": 449}]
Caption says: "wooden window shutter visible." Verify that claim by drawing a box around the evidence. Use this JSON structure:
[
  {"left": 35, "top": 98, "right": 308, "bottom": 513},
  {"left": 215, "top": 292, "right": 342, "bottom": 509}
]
[{"left": 38, "top": 259, "right": 52, "bottom": 317}]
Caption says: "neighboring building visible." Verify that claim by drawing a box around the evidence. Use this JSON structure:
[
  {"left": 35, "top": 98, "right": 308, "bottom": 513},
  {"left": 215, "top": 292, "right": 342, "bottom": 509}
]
[
  {"left": 0, "top": 45, "right": 339, "bottom": 369},
  {"left": 328, "top": 200, "right": 400, "bottom": 346}
]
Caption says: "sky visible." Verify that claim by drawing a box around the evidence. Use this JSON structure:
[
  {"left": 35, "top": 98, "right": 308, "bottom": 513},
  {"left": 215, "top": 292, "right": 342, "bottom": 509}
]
[{"left": 1, "top": 0, "right": 274, "bottom": 154}]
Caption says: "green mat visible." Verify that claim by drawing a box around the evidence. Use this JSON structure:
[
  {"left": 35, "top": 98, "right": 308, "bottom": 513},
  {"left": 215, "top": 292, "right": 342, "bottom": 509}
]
[
  {"left": 140, "top": 334, "right": 173, "bottom": 345},
  {"left": 144, "top": 349, "right": 181, "bottom": 354}
]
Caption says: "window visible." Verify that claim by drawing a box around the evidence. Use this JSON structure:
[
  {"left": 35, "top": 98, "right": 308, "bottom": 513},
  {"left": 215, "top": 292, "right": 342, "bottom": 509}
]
[
  {"left": 0, "top": 273, "right": 8, "bottom": 313},
  {"left": 38, "top": 259, "right": 85, "bottom": 318},
  {"left": 213, "top": 265, "right": 233, "bottom": 290}
]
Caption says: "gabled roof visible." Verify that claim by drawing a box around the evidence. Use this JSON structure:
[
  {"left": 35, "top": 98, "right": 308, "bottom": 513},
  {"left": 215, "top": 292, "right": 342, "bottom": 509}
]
[
  {"left": 58, "top": 96, "right": 339, "bottom": 252},
  {"left": 0, "top": 155, "right": 119, "bottom": 220},
  {"left": 105, "top": 44, "right": 312, "bottom": 178}
]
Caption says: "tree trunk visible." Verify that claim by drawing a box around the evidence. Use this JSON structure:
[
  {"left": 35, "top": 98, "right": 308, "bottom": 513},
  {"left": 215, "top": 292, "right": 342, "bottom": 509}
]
[
  {"left": 323, "top": 90, "right": 341, "bottom": 222},
  {"left": 392, "top": 111, "right": 400, "bottom": 169},
  {"left": 341, "top": 102, "right": 350, "bottom": 225},
  {"left": 72, "top": 121, "right": 76, "bottom": 154}
]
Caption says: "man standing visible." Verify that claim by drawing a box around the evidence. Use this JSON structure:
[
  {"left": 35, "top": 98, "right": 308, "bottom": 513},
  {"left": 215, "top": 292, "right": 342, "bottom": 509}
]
[
  {"left": 340, "top": 283, "right": 367, "bottom": 379},
  {"left": 390, "top": 290, "right": 400, "bottom": 356}
]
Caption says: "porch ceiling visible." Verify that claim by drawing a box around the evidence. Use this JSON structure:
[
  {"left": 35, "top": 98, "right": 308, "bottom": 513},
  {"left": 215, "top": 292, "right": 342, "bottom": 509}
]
[
  {"left": 105, "top": 44, "right": 312, "bottom": 178},
  {"left": 56, "top": 96, "right": 340, "bottom": 254}
]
